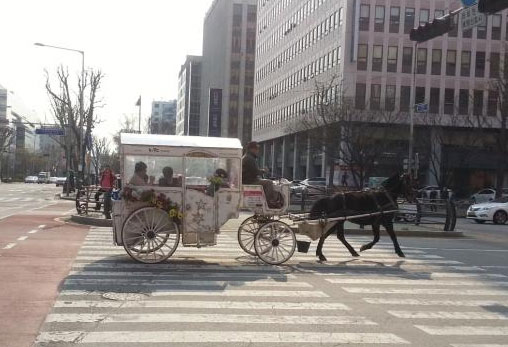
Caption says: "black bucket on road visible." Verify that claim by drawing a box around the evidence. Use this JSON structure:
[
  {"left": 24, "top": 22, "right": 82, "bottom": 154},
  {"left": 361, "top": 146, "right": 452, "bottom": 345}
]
[{"left": 296, "top": 240, "right": 311, "bottom": 253}]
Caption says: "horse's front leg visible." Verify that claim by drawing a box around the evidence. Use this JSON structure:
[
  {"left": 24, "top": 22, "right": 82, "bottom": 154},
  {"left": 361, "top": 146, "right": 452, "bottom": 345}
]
[
  {"left": 336, "top": 222, "right": 359, "bottom": 257},
  {"left": 316, "top": 223, "right": 336, "bottom": 262},
  {"left": 383, "top": 219, "right": 405, "bottom": 257},
  {"left": 360, "top": 223, "right": 380, "bottom": 252}
]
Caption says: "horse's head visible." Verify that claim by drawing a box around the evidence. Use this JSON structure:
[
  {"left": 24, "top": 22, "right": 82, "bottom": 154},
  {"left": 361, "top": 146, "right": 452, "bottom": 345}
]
[{"left": 381, "top": 173, "right": 416, "bottom": 202}]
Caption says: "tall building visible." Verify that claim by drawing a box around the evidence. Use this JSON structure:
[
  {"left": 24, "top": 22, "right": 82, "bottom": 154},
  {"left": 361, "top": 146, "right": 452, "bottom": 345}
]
[
  {"left": 150, "top": 100, "right": 177, "bottom": 135},
  {"left": 176, "top": 55, "right": 202, "bottom": 136},
  {"left": 253, "top": 0, "right": 508, "bottom": 191},
  {"left": 0, "top": 85, "right": 7, "bottom": 122},
  {"left": 200, "top": 0, "right": 257, "bottom": 144}
]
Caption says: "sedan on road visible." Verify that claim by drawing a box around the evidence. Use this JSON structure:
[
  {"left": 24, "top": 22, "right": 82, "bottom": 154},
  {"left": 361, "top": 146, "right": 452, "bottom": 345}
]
[
  {"left": 55, "top": 177, "right": 67, "bottom": 187},
  {"left": 470, "top": 188, "right": 508, "bottom": 204},
  {"left": 24, "top": 176, "right": 38, "bottom": 183},
  {"left": 466, "top": 196, "right": 508, "bottom": 225}
]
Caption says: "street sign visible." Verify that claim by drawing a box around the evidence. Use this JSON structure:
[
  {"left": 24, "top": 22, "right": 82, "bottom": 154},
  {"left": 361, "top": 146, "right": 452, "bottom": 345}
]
[
  {"left": 415, "top": 103, "right": 428, "bottom": 113},
  {"left": 461, "top": 4, "right": 486, "bottom": 31},
  {"left": 461, "top": 0, "right": 477, "bottom": 6},
  {"left": 35, "top": 127, "right": 65, "bottom": 136}
]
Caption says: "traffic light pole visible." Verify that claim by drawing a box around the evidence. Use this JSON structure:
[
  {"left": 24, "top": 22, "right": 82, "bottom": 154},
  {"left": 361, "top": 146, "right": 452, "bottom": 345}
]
[{"left": 408, "top": 41, "right": 418, "bottom": 178}]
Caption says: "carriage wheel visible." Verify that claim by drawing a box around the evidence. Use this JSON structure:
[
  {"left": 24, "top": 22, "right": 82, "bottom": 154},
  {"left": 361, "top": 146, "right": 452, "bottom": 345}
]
[
  {"left": 121, "top": 207, "right": 180, "bottom": 264},
  {"left": 238, "top": 215, "right": 270, "bottom": 256},
  {"left": 254, "top": 221, "right": 296, "bottom": 265}
]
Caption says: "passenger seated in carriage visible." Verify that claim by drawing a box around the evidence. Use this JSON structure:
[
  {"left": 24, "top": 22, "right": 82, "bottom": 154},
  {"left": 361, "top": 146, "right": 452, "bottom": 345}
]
[
  {"left": 242, "top": 141, "right": 282, "bottom": 208},
  {"left": 129, "top": 161, "right": 155, "bottom": 186},
  {"left": 158, "top": 166, "right": 182, "bottom": 187}
]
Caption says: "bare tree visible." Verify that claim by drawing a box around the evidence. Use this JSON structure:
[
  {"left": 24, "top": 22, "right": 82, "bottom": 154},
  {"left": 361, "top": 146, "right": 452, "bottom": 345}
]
[
  {"left": 45, "top": 66, "right": 104, "bottom": 176},
  {"left": 0, "top": 123, "right": 14, "bottom": 179},
  {"left": 286, "top": 76, "right": 404, "bottom": 189},
  {"left": 90, "top": 136, "right": 111, "bottom": 181}
]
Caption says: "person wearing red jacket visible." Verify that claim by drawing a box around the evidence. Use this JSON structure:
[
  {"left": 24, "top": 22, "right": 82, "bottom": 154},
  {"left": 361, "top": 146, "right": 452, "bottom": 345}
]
[{"left": 95, "top": 165, "right": 116, "bottom": 219}]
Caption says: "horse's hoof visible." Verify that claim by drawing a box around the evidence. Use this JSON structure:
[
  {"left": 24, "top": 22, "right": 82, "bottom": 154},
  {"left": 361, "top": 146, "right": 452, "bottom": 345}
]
[
  {"left": 351, "top": 252, "right": 360, "bottom": 257},
  {"left": 359, "top": 245, "right": 369, "bottom": 252},
  {"left": 318, "top": 255, "right": 327, "bottom": 262},
  {"left": 396, "top": 251, "right": 406, "bottom": 258}
]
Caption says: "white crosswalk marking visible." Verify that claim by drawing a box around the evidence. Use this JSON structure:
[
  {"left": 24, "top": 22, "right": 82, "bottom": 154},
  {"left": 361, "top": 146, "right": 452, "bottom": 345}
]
[
  {"left": 342, "top": 287, "right": 508, "bottom": 295},
  {"left": 364, "top": 298, "right": 508, "bottom": 307},
  {"left": 415, "top": 325, "right": 508, "bottom": 335},
  {"left": 327, "top": 278, "right": 508, "bottom": 286},
  {"left": 388, "top": 310, "right": 508, "bottom": 320}
]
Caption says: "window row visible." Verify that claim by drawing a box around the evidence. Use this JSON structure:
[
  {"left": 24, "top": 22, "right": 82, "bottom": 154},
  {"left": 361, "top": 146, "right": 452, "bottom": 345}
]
[
  {"left": 257, "top": 0, "right": 329, "bottom": 57},
  {"left": 359, "top": 3, "right": 507, "bottom": 40},
  {"left": 254, "top": 84, "right": 343, "bottom": 131},
  {"left": 256, "top": 9, "right": 343, "bottom": 83},
  {"left": 357, "top": 44, "right": 508, "bottom": 79},
  {"left": 355, "top": 83, "right": 500, "bottom": 117},
  {"left": 255, "top": 46, "right": 342, "bottom": 107}
]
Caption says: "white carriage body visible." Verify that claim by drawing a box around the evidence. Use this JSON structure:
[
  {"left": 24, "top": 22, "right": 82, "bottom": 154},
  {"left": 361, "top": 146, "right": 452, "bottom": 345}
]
[{"left": 113, "top": 133, "right": 243, "bottom": 248}]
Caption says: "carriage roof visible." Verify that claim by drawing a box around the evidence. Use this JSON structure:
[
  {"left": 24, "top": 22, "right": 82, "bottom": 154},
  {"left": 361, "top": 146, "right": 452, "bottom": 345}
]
[{"left": 120, "top": 133, "right": 243, "bottom": 151}]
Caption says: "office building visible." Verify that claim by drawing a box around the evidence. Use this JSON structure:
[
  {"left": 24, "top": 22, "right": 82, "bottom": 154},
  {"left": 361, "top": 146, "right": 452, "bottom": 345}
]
[
  {"left": 150, "top": 100, "right": 177, "bottom": 135},
  {"left": 177, "top": 55, "right": 202, "bottom": 136},
  {"left": 253, "top": 0, "right": 508, "bottom": 191},
  {"left": 200, "top": 0, "right": 257, "bottom": 144}
]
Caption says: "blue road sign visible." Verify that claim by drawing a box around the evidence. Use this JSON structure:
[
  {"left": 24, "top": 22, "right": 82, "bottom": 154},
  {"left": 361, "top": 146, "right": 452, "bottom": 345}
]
[
  {"left": 461, "top": 0, "right": 477, "bottom": 6},
  {"left": 35, "top": 127, "right": 65, "bottom": 136},
  {"left": 415, "top": 103, "right": 429, "bottom": 113}
]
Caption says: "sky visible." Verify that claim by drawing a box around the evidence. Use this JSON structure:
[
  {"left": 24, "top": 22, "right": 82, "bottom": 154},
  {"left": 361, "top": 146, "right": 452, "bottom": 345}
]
[{"left": 0, "top": 0, "right": 214, "bottom": 139}]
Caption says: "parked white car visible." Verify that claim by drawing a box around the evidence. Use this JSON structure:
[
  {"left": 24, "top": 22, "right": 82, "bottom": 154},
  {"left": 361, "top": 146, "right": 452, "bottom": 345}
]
[
  {"left": 467, "top": 196, "right": 508, "bottom": 225},
  {"left": 470, "top": 188, "right": 508, "bottom": 204},
  {"left": 55, "top": 177, "right": 67, "bottom": 187},
  {"left": 24, "top": 176, "right": 38, "bottom": 183},
  {"left": 49, "top": 177, "right": 58, "bottom": 184}
]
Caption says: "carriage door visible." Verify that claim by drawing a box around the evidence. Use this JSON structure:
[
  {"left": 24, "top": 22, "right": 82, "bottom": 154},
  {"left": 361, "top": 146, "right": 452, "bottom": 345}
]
[{"left": 182, "top": 154, "right": 218, "bottom": 246}]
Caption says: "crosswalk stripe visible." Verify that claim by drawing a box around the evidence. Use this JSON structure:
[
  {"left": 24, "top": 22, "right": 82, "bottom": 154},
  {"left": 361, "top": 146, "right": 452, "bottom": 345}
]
[
  {"left": 36, "top": 331, "right": 409, "bottom": 344},
  {"left": 63, "top": 278, "right": 313, "bottom": 288},
  {"left": 54, "top": 300, "right": 351, "bottom": 310},
  {"left": 364, "top": 298, "right": 508, "bottom": 307},
  {"left": 451, "top": 344, "right": 508, "bottom": 347},
  {"left": 71, "top": 263, "right": 290, "bottom": 271},
  {"left": 60, "top": 289, "right": 329, "bottom": 297},
  {"left": 342, "top": 287, "right": 508, "bottom": 296},
  {"left": 68, "top": 270, "right": 298, "bottom": 279},
  {"left": 326, "top": 278, "right": 508, "bottom": 286},
  {"left": 316, "top": 272, "right": 505, "bottom": 279},
  {"left": 415, "top": 325, "right": 508, "bottom": 335},
  {"left": 45, "top": 313, "right": 375, "bottom": 325},
  {"left": 388, "top": 310, "right": 508, "bottom": 320}
]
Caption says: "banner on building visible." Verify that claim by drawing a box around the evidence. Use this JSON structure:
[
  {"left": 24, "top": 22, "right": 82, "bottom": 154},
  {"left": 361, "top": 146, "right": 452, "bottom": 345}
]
[{"left": 208, "top": 88, "right": 222, "bottom": 137}]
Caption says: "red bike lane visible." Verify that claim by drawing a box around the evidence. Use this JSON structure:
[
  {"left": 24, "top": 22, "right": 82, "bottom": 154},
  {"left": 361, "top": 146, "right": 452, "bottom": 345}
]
[{"left": 0, "top": 204, "right": 89, "bottom": 347}]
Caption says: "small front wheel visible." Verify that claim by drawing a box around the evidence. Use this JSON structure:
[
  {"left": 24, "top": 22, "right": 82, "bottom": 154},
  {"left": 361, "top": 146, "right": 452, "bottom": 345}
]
[{"left": 254, "top": 221, "right": 296, "bottom": 265}]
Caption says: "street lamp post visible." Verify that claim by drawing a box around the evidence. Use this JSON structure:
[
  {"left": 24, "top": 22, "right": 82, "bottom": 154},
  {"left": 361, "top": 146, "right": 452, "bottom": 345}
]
[{"left": 35, "top": 42, "right": 86, "bottom": 187}]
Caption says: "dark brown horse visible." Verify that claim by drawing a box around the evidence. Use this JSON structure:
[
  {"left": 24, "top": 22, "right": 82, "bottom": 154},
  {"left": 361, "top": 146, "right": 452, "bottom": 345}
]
[{"left": 309, "top": 173, "right": 414, "bottom": 261}]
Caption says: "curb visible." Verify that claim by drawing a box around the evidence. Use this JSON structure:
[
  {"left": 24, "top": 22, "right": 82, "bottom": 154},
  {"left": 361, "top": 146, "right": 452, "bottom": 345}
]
[
  {"left": 58, "top": 195, "right": 76, "bottom": 201},
  {"left": 70, "top": 214, "right": 112, "bottom": 227}
]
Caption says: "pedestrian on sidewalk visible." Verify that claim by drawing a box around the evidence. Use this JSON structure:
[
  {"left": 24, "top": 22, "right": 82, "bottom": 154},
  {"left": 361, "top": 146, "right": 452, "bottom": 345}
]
[{"left": 95, "top": 165, "right": 116, "bottom": 219}]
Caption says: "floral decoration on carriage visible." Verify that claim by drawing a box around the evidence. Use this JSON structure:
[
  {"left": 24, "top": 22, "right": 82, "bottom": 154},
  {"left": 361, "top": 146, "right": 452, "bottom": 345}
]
[{"left": 121, "top": 187, "right": 183, "bottom": 223}]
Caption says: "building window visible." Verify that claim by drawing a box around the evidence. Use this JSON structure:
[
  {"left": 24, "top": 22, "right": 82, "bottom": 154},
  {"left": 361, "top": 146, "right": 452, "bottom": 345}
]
[
  {"left": 434, "top": 9, "right": 444, "bottom": 19},
  {"left": 355, "top": 83, "right": 366, "bottom": 109},
  {"left": 419, "top": 9, "right": 429, "bottom": 26},
  {"left": 461, "top": 51, "right": 471, "bottom": 77},
  {"left": 404, "top": 8, "right": 415, "bottom": 34},
  {"left": 475, "top": 51, "right": 485, "bottom": 77},
  {"left": 444, "top": 89, "right": 454, "bottom": 115},
  {"left": 402, "top": 47, "right": 413, "bottom": 73},
  {"left": 488, "top": 90, "right": 498, "bottom": 115},
  {"left": 492, "top": 14, "right": 501, "bottom": 40},
  {"left": 372, "top": 45, "right": 383, "bottom": 72},
  {"left": 473, "top": 90, "right": 484, "bottom": 115},
  {"left": 429, "top": 88, "right": 440, "bottom": 114},
  {"left": 357, "top": 44, "right": 368, "bottom": 71},
  {"left": 400, "top": 86, "right": 411, "bottom": 112},
  {"left": 370, "top": 84, "right": 381, "bottom": 110},
  {"left": 415, "top": 86, "right": 425, "bottom": 104},
  {"left": 389, "top": 7, "right": 400, "bottom": 33},
  {"left": 463, "top": 27, "right": 472, "bottom": 38},
  {"left": 446, "top": 50, "right": 456, "bottom": 76},
  {"left": 387, "top": 46, "right": 398, "bottom": 72},
  {"left": 360, "top": 4, "right": 370, "bottom": 31},
  {"left": 459, "top": 89, "right": 469, "bottom": 115},
  {"left": 431, "top": 49, "right": 442, "bottom": 75},
  {"left": 490, "top": 52, "right": 500, "bottom": 78},
  {"left": 417, "top": 48, "right": 427, "bottom": 74},
  {"left": 477, "top": 17, "right": 487, "bottom": 39},
  {"left": 375, "top": 5, "right": 385, "bottom": 32},
  {"left": 448, "top": 16, "right": 458, "bottom": 37},
  {"left": 385, "top": 85, "right": 396, "bottom": 111}
]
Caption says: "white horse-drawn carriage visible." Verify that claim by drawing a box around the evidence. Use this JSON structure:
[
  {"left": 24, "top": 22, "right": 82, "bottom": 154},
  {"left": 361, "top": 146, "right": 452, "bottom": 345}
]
[{"left": 112, "top": 134, "right": 297, "bottom": 265}]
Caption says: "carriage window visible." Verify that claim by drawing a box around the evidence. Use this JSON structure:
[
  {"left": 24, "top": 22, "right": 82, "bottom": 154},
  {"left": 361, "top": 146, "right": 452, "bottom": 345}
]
[
  {"left": 124, "top": 155, "right": 183, "bottom": 187},
  {"left": 184, "top": 157, "right": 240, "bottom": 189}
]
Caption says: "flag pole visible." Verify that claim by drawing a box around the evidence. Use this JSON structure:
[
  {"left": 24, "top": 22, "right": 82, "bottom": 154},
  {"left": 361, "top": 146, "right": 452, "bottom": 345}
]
[{"left": 137, "top": 96, "right": 141, "bottom": 133}]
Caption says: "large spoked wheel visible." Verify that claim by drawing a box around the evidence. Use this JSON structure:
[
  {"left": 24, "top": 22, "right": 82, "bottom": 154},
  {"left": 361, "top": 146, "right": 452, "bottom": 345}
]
[
  {"left": 254, "top": 221, "right": 296, "bottom": 265},
  {"left": 121, "top": 207, "right": 180, "bottom": 264},
  {"left": 238, "top": 215, "right": 270, "bottom": 256}
]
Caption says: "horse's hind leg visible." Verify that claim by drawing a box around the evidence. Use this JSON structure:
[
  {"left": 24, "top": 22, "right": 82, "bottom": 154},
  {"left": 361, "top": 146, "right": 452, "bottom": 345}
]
[
  {"left": 316, "top": 224, "right": 335, "bottom": 262},
  {"left": 360, "top": 223, "right": 380, "bottom": 252},
  {"left": 384, "top": 219, "right": 405, "bottom": 257},
  {"left": 336, "top": 222, "right": 360, "bottom": 257}
]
